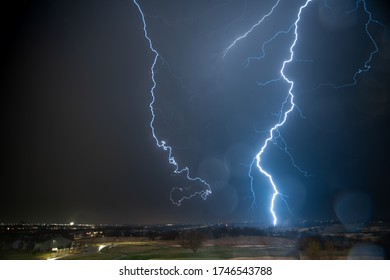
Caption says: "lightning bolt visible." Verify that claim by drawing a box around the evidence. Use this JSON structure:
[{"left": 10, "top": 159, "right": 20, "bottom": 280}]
[
  {"left": 133, "top": 0, "right": 212, "bottom": 206},
  {"left": 253, "top": 0, "right": 313, "bottom": 226},
  {"left": 134, "top": 0, "right": 383, "bottom": 225},
  {"left": 224, "top": 0, "right": 383, "bottom": 226},
  {"left": 224, "top": 0, "right": 313, "bottom": 226}
]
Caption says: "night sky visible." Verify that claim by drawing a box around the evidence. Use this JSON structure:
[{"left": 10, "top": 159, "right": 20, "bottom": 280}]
[{"left": 2, "top": 0, "right": 390, "bottom": 225}]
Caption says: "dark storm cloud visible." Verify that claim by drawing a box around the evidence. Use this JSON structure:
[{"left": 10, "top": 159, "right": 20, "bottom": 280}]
[{"left": 2, "top": 0, "right": 390, "bottom": 224}]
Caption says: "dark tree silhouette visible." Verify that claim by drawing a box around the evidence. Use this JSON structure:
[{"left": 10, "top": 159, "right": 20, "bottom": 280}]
[{"left": 180, "top": 230, "right": 205, "bottom": 254}]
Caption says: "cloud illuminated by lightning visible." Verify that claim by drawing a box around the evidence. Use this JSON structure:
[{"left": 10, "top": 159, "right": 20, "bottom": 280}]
[{"left": 133, "top": 0, "right": 212, "bottom": 206}]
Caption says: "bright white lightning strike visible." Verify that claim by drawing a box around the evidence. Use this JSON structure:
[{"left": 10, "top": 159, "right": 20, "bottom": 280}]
[
  {"left": 224, "top": 0, "right": 382, "bottom": 226},
  {"left": 256, "top": 0, "right": 313, "bottom": 226},
  {"left": 224, "top": 0, "right": 313, "bottom": 226}
]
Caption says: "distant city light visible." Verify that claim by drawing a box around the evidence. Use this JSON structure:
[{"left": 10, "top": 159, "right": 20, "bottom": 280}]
[{"left": 70, "top": 222, "right": 74, "bottom": 226}]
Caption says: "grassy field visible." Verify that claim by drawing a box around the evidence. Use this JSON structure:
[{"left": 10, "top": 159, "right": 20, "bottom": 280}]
[
  {"left": 1, "top": 237, "right": 350, "bottom": 260},
  {"left": 61, "top": 240, "right": 296, "bottom": 260}
]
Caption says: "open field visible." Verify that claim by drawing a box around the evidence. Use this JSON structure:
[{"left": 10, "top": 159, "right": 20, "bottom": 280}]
[
  {"left": 0, "top": 236, "right": 359, "bottom": 260},
  {"left": 61, "top": 238, "right": 297, "bottom": 260},
  {"left": 58, "top": 236, "right": 351, "bottom": 260}
]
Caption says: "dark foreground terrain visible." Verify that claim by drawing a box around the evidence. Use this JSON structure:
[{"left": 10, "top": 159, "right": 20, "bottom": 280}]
[{"left": 1, "top": 221, "right": 389, "bottom": 260}]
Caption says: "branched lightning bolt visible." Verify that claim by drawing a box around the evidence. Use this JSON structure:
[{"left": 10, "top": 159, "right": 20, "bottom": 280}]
[
  {"left": 224, "top": 0, "right": 313, "bottom": 226},
  {"left": 224, "top": 0, "right": 382, "bottom": 226},
  {"left": 252, "top": 0, "right": 313, "bottom": 226},
  {"left": 133, "top": 0, "right": 212, "bottom": 206}
]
